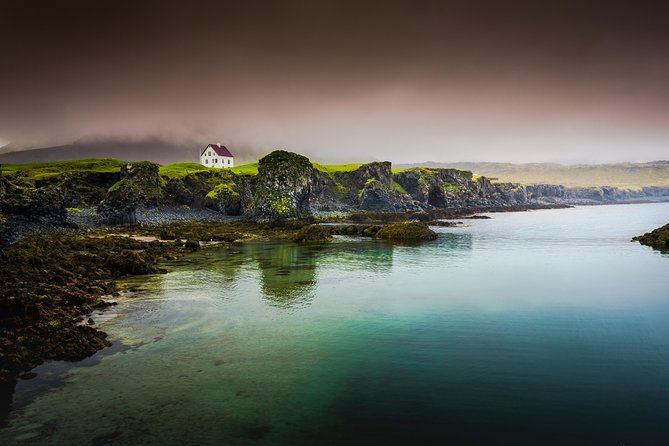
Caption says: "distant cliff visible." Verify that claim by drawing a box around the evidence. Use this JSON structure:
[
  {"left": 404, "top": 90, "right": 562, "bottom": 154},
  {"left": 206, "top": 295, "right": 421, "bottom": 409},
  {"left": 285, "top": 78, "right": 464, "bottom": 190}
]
[{"left": 398, "top": 160, "right": 669, "bottom": 189}]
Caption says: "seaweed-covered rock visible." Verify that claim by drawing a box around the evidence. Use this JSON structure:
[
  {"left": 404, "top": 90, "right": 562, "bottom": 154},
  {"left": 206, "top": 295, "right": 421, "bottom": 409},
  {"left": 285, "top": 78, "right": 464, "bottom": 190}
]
[
  {"left": 0, "top": 178, "right": 67, "bottom": 225},
  {"left": 292, "top": 224, "right": 333, "bottom": 243},
  {"left": 376, "top": 221, "right": 438, "bottom": 241},
  {"left": 633, "top": 223, "right": 669, "bottom": 250},
  {"left": 247, "top": 150, "right": 313, "bottom": 220},
  {"left": 98, "top": 161, "right": 161, "bottom": 224}
]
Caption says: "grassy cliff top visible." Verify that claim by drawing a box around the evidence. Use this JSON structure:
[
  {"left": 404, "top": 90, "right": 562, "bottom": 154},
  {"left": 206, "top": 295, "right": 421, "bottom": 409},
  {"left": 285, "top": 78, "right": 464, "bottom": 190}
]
[
  {"left": 158, "top": 162, "right": 208, "bottom": 178},
  {"left": 0, "top": 158, "right": 417, "bottom": 181},
  {"left": 0, "top": 158, "right": 127, "bottom": 180}
]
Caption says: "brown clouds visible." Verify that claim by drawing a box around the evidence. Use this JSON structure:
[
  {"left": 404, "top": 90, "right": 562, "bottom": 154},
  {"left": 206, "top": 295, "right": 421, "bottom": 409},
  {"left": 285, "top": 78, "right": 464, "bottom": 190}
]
[{"left": 1, "top": 0, "right": 669, "bottom": 162}]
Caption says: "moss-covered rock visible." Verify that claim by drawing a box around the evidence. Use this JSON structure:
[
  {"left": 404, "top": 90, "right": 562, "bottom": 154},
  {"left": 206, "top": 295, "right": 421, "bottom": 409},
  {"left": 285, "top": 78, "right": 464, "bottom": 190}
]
[
  {"left": 633, "top": 223, "right": 669, "bottom": 251},
  {"left": 393, "top": 168, "right": 475, "bottom": 208},
  {"left": 376, "top": 221, "right": 438, "bottom": 241},
  {"left": 358, "top": 177, "right": 420, "bottom": 212},
  {"left": 98, "top": 161, "right": 161, "bottom": 224},
  {"left": 247, "top": 150, "right": 313, "bottom": 220},
  {"left": 0, "top": 176, "right": 67, "bottom": 225},
  {"left": 292, "top": 224, "right": 333, "bottom": 243},
  {"left": 205, "top": 181, "right": 244, "bottom": 215}
]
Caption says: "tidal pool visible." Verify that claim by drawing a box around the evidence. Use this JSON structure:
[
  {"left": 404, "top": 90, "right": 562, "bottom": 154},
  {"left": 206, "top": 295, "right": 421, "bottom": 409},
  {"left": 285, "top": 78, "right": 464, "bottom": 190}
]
[{"left": 2, "top": 203, "right": 669, "bottom": 445}]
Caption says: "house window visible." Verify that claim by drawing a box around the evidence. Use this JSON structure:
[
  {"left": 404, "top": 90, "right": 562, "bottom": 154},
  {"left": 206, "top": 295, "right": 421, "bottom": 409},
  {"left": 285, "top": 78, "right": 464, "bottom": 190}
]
[
  {"left": 214, "top": 159, "right": 218, "bottom": 164},
  {"left": 205, "top": 159, "right": 208, "bottom": 164},
  {"left": 227, "top": 159, "right": 230, "bottom": 164}
]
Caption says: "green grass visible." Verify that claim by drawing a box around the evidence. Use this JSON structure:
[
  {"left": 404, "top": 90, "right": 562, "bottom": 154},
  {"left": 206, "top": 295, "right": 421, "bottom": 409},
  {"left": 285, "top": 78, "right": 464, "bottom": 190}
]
[
  {"left": 0, "top": 158, "right": 126, "bottom": 180},
  {"left": 393, "top": 181, "right": 408, "bottom": 194},
  {"left": 312, "top": 162, "right": 365, "bottom": 173},
  {"left": 231, "top": 163, "right": 259, "bottom": 175},
  {"left": 158, "top": 162, "right": 209, "bottom": 179}
]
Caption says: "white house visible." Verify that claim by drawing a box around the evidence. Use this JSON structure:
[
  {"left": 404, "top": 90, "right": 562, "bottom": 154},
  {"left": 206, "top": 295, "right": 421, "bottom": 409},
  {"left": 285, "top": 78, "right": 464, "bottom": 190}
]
[{"left": 200, "top": 144, "right": 234, "bottom": 168}]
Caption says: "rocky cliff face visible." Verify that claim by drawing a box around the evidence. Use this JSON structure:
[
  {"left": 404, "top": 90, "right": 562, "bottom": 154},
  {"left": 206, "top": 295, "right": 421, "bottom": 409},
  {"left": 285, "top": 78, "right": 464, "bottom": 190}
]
[
  {"left": 98, "top": 162, "right": 161, "bottom": 224},
  {"left": 245, "top": 151, "right": 313, "bottom": 220},
  {"left": 2, "top": 150, "right": 669, "bottom": 229},
  {"left": 0, "top": 176, "right": 67, "bottom": 225}
]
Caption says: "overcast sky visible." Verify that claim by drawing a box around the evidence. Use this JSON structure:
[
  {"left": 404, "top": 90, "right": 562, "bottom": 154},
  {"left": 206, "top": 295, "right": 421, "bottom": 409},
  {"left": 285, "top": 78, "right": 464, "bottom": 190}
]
[{"left": 1, "top": 0, "right": 668, "bottom": 163}]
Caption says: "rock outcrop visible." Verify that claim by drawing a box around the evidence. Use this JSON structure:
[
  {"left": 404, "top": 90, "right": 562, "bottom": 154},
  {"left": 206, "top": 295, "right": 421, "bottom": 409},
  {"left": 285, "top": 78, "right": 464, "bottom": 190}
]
[
  {"left": 633, "top": 223, "right": 669, "bottom": 250},
  {"left": 98, "top": 162, "right": 161, "bottom": 224},
  {"left": 246, "top": 151, "right": 313, "bottom": 220},
  {"left": 0, "top": 176, "right": 67, "bottom": 225}
]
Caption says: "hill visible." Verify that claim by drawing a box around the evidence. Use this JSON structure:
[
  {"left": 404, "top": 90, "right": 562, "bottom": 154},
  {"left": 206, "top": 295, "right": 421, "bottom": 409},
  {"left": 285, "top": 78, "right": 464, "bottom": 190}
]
[{"left": 0, "top": 138, "right": 263, "bottom": 166}]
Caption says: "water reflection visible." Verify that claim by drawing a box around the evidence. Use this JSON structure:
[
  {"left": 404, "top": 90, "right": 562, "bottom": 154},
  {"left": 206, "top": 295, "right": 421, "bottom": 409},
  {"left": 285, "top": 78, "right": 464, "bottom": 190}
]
[
  {"left": 249, "top": 242, "right": 319, "bottom": 308},
  {"left": 166, "top": 233, "right": 475, "bottom": 309}
]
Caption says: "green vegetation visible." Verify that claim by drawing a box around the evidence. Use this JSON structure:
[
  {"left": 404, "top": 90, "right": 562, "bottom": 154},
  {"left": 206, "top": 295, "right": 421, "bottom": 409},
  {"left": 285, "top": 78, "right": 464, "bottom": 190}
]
[
  {"left": 0, "top": 159, "right": 126, "bottom": 182},
  {"left": 231, "top": 162, "right": 259, "bottom": 175},
  {"left": 206, "top": 182, "right": 240, "bottom": 200},
  {"left": 376, "top": 221, "right": 438, "bottom": 241},
  {"left": 444, "top": 183, "right": 460, "bottom": 193},
  {"left": 312, "top": 162, "right": 365, "bottom": 173},
  {"left": 393, "top": 181, "right": 408, "bottom": 194},
  {"left": 633, "top": 223, "right": 669, "bottom": 251},
  {"left": 159, "top": 162, "right": 208, "bottom": 179}
]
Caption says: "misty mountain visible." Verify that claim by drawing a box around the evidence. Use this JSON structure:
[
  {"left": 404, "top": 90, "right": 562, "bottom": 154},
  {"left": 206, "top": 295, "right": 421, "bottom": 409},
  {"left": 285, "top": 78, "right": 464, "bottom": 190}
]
[{"left": 0, "top": 139, "right": 262, "bottom": 166}]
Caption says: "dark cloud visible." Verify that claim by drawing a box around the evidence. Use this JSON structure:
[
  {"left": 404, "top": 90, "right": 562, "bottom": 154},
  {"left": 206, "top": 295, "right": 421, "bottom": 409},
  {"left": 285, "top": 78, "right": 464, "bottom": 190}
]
[{"left": 1, "top": 0, "right": 668, "bottom": 162}]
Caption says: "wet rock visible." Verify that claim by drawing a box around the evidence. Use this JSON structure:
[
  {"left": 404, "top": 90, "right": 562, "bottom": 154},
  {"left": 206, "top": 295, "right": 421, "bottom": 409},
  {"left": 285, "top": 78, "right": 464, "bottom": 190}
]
[
  {"left": 633, "top": 223, "right": 669, "bottom": 250},
  {"left": 376, "top": 221, "right": 438, "bottom": 241},
  {"left": 292, "top": 224, "right": 333, "bottom": 243}
]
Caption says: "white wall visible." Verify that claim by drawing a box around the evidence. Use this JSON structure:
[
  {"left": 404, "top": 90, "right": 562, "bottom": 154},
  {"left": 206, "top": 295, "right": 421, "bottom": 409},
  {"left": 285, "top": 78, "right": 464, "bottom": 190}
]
[{"left": 200, "top": 152, "right": 234, "bottom": 168}]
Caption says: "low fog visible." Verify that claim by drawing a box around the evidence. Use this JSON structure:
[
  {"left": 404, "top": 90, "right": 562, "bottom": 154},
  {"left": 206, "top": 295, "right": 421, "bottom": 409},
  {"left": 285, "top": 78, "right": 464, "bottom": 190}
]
[{"left": 1, "top": 0, "right": 668, "bottom": 164}]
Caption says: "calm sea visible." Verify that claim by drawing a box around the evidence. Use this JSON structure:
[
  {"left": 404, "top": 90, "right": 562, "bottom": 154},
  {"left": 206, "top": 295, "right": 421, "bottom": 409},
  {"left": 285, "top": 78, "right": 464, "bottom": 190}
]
[{"left": 2, "top": 203, "right": 669, "bottom": 445}]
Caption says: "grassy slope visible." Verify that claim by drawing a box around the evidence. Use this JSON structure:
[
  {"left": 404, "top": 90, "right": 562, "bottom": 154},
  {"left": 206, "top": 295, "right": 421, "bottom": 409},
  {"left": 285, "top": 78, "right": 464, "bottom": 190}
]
[
  {"left": 398, "top": 161, "right": 669, "bottom": 188},
  {"left": 158, "top": 162, "right": 208, "bottom": 178},
  {"left": 0, "top": 159, "right": 126, "bottom": 180},
  {"left": 1, "top": 159, "right": 415, "bottom": 182}
]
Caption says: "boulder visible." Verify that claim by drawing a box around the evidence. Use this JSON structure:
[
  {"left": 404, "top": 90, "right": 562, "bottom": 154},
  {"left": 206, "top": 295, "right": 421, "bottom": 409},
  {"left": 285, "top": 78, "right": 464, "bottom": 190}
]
[
  {"left": 246, "top": 150, "right": 313, "bottom": 220},
  {"left": 292, "top": 224, "right": 333, "bottom": 243},
  {"left": 376, "top": 221, "right": 438, "bottom": 241}
]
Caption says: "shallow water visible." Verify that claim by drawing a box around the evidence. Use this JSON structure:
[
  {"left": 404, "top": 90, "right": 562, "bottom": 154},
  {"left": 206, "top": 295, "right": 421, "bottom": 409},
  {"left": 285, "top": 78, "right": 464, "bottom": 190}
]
[{"left": 2, "top": 203, "right": 669, "bottom": 445}]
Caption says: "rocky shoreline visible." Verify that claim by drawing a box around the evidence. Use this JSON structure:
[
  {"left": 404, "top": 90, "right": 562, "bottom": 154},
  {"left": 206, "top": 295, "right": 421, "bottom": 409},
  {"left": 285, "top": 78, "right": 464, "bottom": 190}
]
[
  {"left": 2, "top": 149, "right": 668, "bottom": 245},
  {"left": 1, "top": 150, "right": 668, "bottom": 420}
]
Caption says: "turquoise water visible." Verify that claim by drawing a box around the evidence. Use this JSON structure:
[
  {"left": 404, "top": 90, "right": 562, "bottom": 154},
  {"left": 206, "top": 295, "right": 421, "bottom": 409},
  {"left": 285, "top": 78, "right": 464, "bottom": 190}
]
[{"left": 2, "top": 203, "right": 669, "bottom": 445}]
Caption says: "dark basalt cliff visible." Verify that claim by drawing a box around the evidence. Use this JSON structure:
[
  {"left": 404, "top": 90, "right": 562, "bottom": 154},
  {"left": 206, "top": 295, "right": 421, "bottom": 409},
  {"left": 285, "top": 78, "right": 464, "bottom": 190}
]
[{"left": 1, "top": 150, "right": 669, "bottom": 229}]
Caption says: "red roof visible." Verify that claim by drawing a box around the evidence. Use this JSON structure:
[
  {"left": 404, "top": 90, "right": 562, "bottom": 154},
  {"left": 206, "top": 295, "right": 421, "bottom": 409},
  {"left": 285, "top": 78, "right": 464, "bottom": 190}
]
[{"left": 201, "top": 144, "right": 233, "bottom": 157}]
